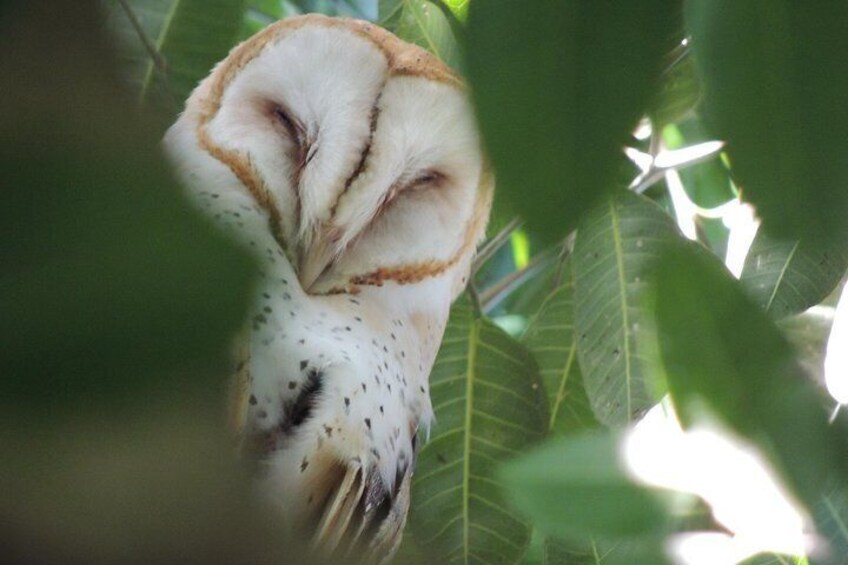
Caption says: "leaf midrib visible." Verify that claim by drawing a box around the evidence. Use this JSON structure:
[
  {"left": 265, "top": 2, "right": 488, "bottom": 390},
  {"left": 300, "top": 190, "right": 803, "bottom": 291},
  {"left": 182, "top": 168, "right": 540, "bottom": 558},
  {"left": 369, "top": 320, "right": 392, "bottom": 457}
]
[
  {"left": 609, "top": 200, "right": 632, "bottom": 420},
  {"left": 139, "top": 0, "right": 180, "bottom": 101},
  {"left": 461, "top": 317, "right": 478, "bottom": 564},
  {"left": 765, "top": 240, "right": 799, "bottom": 313}
]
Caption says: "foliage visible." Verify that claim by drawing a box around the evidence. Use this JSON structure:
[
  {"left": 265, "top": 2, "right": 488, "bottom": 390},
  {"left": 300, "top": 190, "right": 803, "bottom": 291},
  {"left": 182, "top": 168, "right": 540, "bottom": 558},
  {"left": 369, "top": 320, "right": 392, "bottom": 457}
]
[{"left": 4, "top": 1, "right": 848, "bottom": 564}]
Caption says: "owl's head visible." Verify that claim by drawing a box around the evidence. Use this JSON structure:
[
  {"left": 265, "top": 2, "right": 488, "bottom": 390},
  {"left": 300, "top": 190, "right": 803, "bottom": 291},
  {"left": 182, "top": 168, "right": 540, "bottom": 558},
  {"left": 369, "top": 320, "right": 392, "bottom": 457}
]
[{"left": 168, "top": 14, "right": 491, "bottom": 300}]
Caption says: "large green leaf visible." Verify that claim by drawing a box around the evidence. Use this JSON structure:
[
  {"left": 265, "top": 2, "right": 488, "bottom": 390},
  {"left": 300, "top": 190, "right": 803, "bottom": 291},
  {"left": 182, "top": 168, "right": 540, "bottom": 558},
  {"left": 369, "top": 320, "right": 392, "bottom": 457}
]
[
  {"left": 409, "top": 303, "right": 547, "bottom": 564},
  {"left": 685, "top": 1, "right": 848, "bottom": 243},
  {"left": 1, "top": 0, "right": 256, "bottom": 407},
  {"left": 651, "top": 242, "right": 848, "bottom": 510},
  {"left": 379, "top": 0, "right": 462, "bottom": 70},
  {"left": 522, "top": 261, "right": 600, "bottom": 436},
  {"left": 107, "top": 0, "right": 248, "bottom": 123},
  {"left": 465, "top": 1, "right": 680, "bottom": 242},
  {"left": 573, "top": 190, "right": 681, "bottom": 427},
  {"left": 741, "top": 231, "right": 848, "bottom": 319}
]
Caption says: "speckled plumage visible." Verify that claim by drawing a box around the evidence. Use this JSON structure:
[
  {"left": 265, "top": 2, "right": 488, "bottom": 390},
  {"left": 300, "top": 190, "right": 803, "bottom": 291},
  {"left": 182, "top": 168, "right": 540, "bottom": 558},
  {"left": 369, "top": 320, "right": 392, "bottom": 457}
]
[{"left": 164, "top": 14, "right": 492, "bottom": 561}]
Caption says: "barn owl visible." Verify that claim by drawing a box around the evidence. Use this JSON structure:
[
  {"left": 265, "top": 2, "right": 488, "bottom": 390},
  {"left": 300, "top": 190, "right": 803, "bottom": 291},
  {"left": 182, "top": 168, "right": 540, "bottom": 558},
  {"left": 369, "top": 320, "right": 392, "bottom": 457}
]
[{"left": 164, "top": 14, "right": 492, "bottom": 562}]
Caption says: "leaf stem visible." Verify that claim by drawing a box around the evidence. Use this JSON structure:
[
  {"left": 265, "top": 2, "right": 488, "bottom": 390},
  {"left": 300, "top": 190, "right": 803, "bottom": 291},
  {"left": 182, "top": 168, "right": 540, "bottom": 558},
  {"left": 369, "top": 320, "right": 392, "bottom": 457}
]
[{"left": 117, "top": 0, "right": 168, "bottom": 76}]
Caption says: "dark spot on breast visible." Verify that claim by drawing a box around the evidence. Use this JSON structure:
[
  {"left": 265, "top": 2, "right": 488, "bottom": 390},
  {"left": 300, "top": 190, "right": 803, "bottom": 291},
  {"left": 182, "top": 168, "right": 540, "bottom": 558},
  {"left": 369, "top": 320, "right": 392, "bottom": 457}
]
[
  {"left": 249, "top": 394, "right": 257, "bottom": 405},
  {"left": 300, "top": 458, "right": 309, "bottom": 472},
  {"left": 364, "top": 418, "right": 371, "bottom": 430},
  {"left": 280, "top": 370, "right": 323, "bottom": 434},
  {"left": 300, "top": 360, "right": 308, "bottom": 371}
]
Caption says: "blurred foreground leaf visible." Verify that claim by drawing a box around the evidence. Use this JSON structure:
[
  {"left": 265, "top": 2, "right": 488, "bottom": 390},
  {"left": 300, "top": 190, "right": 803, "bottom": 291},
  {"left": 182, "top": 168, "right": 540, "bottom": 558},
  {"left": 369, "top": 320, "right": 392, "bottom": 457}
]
[
  {"left": 0, "top": 0, "right": 256, "bottom": 412},
  {"left": 685, "top": 1, "right": 848, "bottom": 243},
  {"left": 466, "top": 1, "right": 680, "bottom": 242},
  {"left": 499, "top": 432, "right": 674, "bottom": 563},
  {"left": 652, "top": 242, "right": 848, "bottom": 510},
  {"left": 409, "top": 303, "right": 546, "bottom": 564}
]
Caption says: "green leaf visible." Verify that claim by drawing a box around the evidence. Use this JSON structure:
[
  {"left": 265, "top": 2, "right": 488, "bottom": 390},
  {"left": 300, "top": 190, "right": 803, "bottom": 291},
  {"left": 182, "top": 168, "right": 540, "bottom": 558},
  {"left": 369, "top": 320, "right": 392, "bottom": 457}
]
[
  {"left": 108, "top": 0, "right": 248, "bottom": 124},
  {"left": 741, "top": 231, "right": 848, "bottom": 319},
  {"left": 685, "top": 1, "right": 848, "bottom": 243},
  {"left": 652, "top": 242, "right": 848, "bottom": 509},
  {"left": 573, "top": 190, "right": 681, "bottom": 427},
  {"left": 379, "top": 0, "right": 462, "bottom": 70},
  {"left": 409, "top": 303, "right": 547, "bottom": 564},
  {"left": 1, "top": 0, "right": 256, "bottom": 407},
  {"left": 499, "top": 432, "right": 673, "bottom": 542},
  {"left": 523, "top": 261, "right": 601, "bottom": 435},
  {"left": 465, "top": 1, "right": 681, "bottom": 242}
]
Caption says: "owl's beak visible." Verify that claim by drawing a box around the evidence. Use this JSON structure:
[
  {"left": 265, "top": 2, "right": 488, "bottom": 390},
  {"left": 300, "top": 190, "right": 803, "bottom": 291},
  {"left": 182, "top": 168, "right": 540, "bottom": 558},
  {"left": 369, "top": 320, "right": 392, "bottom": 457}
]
[{"left": 298, "top": 236, "right": 336, "bottom": 292}]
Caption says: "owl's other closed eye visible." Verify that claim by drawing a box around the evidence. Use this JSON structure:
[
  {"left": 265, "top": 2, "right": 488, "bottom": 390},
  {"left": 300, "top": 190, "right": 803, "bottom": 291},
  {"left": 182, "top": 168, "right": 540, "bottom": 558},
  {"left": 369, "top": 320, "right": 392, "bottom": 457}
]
[{"left": 164, "top": 14, "right": 492, "bottom": 562}]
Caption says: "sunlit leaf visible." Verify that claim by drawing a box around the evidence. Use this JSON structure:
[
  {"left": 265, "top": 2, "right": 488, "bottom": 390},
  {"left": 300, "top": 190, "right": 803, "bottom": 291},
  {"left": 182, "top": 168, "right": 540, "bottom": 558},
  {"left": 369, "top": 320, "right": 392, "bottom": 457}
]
[
  {"left": 741, "top": 232, "right": 848, "bottom": 319},
  {"left": 523, "top": 262, "right": 600, "bottom": 435},
  {"left": 652, "top": 242, "right": 848, "bottom": 509},
  {"left": 379, "top": 0, "right": 461, "bottom": 69},
  {"left": 409, "top": 303, "right": 546, "bottom": 564},
  {"left": 685, "top": 1, "right": 848, "bottom": 243},
  {"left": 466, "top": 1, "right": 680, "bottom": 242},
  {"left": 573, "top": 190, "right": 681, "bottom": 427},
  {"left": 441, "top": 0, "right": 467, "bottom": 22}
]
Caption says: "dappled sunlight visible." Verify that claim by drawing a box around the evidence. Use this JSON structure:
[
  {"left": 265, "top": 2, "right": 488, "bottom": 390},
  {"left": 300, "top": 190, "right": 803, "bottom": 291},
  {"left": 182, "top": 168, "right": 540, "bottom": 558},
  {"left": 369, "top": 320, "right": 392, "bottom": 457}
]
[{"left": 624, "top": 402, "right": 814, "bottom": 564}]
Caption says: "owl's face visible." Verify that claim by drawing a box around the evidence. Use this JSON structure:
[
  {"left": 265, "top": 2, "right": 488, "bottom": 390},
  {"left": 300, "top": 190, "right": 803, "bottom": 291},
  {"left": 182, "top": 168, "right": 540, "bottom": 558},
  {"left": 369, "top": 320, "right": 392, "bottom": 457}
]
[{"left": 165, "top": 14, "right": 491, "bottom": 560}]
